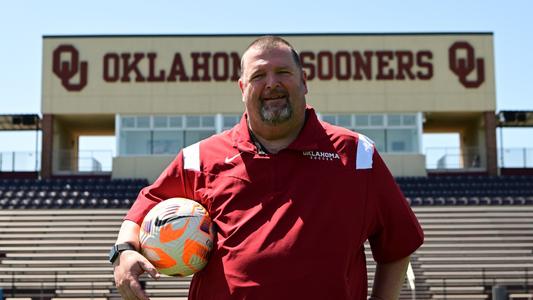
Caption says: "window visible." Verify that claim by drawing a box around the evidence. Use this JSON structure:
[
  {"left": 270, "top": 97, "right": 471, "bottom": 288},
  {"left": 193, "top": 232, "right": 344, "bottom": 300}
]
[
  {"left": 403, "top": 115, "right": 416, "bottom": 126},
  {"left": 186, "top": 116, "right": 200, "bottom": 127},
  {"left": 223, "top": 115, "right": 240, "bottom": 130},
  {"left": 387, "top": 115, "right": 402, "bottom": 126},
  {"left": 185, "top": 130, "right": 215, "bottom": 146},
  {"left": 387, "top": 128, "right": 418, "bottom": 153},
  {"left": 117, "top": 112, "right": 420, "bottom": 156},
  {"left": 354, "top": 115, "right": 369, "bottom": 127},
  {"left": 201, "top": 116, "right": 215, "bottom": 127},
  {"left": 320, "top": 113, "right": 420, "bottom": 153},
  {"left": 169, "top": 116, "right": 183, "bottom": 128},
  {"left": 337, "top": 115, "right": 352, "bottom": 127},
  {"left": 358, "top": 129, "right": 386, "bottom": 153},
  {"left": 120, "top": 131, "right": 151, "bottom": 155},
  {"left": 136, "top": 116, "right": 150, "bottom": 128},
  {"left": 122, "top": 117, "right": 135, "bottom": 128},
  {"left": 152, "top": 130, "right": 183, "bottom": 154},
  {"left": 322, "top": 115, "right": 336, "bottom": 124},
  {"left": 370, "top": 115, "right": 384, "bottom": 126},
  {"left": 118, "top": 114, "right": 228, "bottom": 156},
  {"left": 153, "top": 116, "right": 168, "bottom": 128}
]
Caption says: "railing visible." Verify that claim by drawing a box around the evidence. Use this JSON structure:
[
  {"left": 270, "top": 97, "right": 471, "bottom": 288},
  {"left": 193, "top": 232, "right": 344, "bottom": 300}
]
[
  {"left": 425, "top": 147, "right": 482, "bottom": 170},
  {"left": 426, "top": 147, "right": 533, "bottom": 169},
  {"left": 55, "top": 150, "right": 112, "bottom": 173},
  {"left": 0, "top": 151, "right": 40, "bottom": 172},
  {"left": 0, "top": 150, "right": 113, "bottom": 173},
  {"left": 499, "top": 147, "right": 533, "bottom": 168},
  {"left": 2, "top": 148, "right": 532, "bottom": 173}
]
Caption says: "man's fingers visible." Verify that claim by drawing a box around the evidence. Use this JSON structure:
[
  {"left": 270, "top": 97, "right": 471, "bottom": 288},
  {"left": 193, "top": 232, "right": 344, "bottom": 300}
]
[
  {"left": 113, "top": 250, "right": 156, "bottom": 299},
  {"left": 118, "top": 277, "right": 146, "bottom": 300},
  {"left": 129, "top": 278, "right": 150, "bottom": 300},
  {"left": 119, "top": 284, "right": 142, "bottom": 300},
  {"left": 138, "top": 258, "right": 160, "bottom": 280}
]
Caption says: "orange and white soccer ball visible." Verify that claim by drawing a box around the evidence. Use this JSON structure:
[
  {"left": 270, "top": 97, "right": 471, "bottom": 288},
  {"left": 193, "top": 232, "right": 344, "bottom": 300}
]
[{"left": 139, "top": 198, "right": 215, "bottom": 276}]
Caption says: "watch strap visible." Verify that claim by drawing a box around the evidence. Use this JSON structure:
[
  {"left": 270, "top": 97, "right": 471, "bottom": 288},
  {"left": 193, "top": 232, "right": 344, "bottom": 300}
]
[{"left": 109, "top": 242, "right": 137, "bottom": 264}]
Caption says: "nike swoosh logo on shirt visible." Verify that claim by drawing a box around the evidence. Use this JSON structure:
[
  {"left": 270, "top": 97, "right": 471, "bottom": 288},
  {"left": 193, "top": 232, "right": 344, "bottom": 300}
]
[{"left": 224, "top": 153, "right": 241, "bottom": 164}]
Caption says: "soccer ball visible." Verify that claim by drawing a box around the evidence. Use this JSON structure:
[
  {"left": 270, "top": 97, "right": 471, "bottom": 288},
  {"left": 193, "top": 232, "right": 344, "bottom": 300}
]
[{"left": 139, "top": 198, "right": 215, "bottom": 276}]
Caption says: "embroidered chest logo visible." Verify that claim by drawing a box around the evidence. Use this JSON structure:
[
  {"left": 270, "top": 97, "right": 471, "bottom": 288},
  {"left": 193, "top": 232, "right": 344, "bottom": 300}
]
[
  {"left": 302, "top": 151, "right": 340, "bottom": 161},
  {"left": 224, "top": 152, "right": 241, "bottom": 164}
]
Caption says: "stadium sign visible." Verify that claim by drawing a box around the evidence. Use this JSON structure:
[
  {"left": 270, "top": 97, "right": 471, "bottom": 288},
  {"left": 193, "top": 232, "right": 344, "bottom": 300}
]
[{"left": 51, "top": 41, "right": 485, "bottom": 92}]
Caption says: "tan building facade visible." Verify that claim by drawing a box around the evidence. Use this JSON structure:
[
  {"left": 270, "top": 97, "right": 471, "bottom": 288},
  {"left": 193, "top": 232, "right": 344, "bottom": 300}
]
[{"left": 41, "top": 33, "right": 496, "bottom": 181}]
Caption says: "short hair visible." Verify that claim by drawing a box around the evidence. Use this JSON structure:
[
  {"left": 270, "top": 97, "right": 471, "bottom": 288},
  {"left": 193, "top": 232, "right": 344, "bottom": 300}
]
[{"left": 240, "top": 35, "right": 302, "bottom": 76}]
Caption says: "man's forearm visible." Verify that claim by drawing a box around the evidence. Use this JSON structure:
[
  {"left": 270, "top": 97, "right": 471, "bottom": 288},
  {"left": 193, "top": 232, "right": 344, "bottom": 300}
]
[
  {"left": 371, "top": 255, "right": 410, "bottom": 300},
  {"left": 115, "top": 220, "right": 142, "bottom": 250}
]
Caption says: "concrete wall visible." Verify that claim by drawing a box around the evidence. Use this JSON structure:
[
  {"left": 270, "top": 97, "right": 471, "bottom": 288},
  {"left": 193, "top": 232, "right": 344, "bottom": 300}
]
[
  {"left": 113, "top": 153, "right": 426, "bottom": 183},
  {"left": 112, "top": 155, "right": 175, "bottom": 184},
  {"left": 53, "top": 118, "right": 78, "bottom": 173},
  {"left": 382, "top": 154, "right": 427, "bottom": 177}
]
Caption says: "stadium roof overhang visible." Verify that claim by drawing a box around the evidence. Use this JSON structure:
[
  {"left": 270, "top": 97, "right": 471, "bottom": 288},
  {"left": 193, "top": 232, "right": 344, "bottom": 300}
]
[
  {"left": 0, "top": 114, "right": 41, "bottom": 131},
  {"left": 497, "top": 111, "right": 533, "bottom": 127}
]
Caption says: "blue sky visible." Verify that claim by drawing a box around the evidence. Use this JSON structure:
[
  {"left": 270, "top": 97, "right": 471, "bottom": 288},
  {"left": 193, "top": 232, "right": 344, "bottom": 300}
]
[{"left": 0, "top": 0, "right": 532, "bottom": 163}]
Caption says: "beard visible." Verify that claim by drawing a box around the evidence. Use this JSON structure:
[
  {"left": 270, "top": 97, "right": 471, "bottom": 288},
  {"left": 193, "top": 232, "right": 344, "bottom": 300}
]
[
  {"left": 260, "top": 100, "right": 293, "bottom": 124},
  {"left": 259, "top": 97, "right": 293, "bottom": 124}
]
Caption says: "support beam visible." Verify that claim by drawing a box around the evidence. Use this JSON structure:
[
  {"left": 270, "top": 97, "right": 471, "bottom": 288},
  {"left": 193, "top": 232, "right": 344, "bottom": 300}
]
[
  {"left": 41, "top": 114, "right": 53, "bottom": 179},
  {"left": 484, "top": 111, "right": 498, "bottom": 175}
]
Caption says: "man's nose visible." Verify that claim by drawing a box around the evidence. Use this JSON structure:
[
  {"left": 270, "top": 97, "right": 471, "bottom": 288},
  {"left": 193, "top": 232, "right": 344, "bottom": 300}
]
[{"left": 265, "top": 73, "right": 280, "bottom": 89}]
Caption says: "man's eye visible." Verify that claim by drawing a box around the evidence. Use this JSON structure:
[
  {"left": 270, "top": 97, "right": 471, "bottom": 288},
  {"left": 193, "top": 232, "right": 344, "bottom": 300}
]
[{"left": 251, "top": 74, "right": 264, "bottom": 80}]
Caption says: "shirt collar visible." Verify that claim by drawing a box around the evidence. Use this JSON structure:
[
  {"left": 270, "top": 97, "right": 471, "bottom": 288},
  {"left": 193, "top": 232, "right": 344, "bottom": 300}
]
[{"left": 231, "top": 106, "right": 325, "bottom": 153}]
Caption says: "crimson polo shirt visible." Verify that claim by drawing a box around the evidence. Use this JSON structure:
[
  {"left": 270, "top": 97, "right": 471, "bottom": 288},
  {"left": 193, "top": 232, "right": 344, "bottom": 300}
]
[{"left": 125, "top": 107, "right": 424, "bottom": 300}]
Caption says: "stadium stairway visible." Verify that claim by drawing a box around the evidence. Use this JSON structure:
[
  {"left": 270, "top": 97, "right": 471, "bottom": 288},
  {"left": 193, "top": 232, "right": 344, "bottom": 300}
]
[
  {"left": 0, "top": 208, "right": 194, "bottom": 300},
  {"left": 0, "top": 209, "right": 410, "bottom": 300},
  {"left": 414, "top": 206, "right": 533, "bottom": 299},
  {"left": 1, "top": 176, "right": 533, "bottom": 299}
]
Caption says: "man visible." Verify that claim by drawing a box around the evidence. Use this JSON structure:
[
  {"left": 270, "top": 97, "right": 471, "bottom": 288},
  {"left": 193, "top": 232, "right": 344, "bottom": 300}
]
[{"left": 111, "top": 36, "right": 424, "bottom": 300}]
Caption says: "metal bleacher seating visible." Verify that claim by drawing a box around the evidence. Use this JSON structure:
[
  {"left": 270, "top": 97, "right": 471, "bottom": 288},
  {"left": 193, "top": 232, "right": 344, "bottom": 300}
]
[
  {"left": 0, "top": 178, "right": 145, "bottom": 210},
  {"left": 0, "top": 176, "right": 532, "bottom": 299},
  {"left": 398, "top": 175, "right": 533, "bottom": 206}
]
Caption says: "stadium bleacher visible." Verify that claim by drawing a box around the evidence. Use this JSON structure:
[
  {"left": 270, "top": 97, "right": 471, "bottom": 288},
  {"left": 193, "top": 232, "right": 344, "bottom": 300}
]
[
  {"left": 398, "top": 175, "right": 533, "bottom": 205},
  {"left": 0, "top": 178, "right": 145, "bottom": 210},
  {"left": 0, "top": 176, "right": 532, "bottom": 299}
]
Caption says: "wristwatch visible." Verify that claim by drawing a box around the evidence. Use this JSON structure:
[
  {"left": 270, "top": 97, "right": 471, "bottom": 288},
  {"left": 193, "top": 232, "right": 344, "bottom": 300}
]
[{"left": 108, "top": 242, "right": 136, "bottom": 264}]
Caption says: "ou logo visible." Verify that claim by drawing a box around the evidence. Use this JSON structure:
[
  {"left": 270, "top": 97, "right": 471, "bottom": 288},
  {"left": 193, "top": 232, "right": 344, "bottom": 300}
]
[
  {"left": 52, "top": 45, "right": 88, "bottom": 91},
  {"left": 448, "top": 41, "right": 485, "bottom": 88}
]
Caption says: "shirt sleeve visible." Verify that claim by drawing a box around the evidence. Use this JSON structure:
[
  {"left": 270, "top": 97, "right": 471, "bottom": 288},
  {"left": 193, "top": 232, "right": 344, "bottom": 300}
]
[
  {"left": 367, "top": 151, "right": 424, "bottom": 263},
  {"left": 124, "top": 151, "right": 194, "bottom": 225}
]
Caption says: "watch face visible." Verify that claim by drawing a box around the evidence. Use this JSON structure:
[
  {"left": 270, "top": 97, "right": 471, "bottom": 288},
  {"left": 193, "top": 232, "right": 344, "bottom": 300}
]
[
  {"left": 109, "top": 245, "right": 118, "bottom": 263},
  {"left": 109, "top": 243, "right": 135, "bottom": 263}
]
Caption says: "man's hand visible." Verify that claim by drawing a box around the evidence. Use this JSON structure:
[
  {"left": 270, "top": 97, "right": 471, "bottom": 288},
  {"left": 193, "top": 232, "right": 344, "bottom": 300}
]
[{"left": 113, "top": 249, "right": 160, "bottom": 300}]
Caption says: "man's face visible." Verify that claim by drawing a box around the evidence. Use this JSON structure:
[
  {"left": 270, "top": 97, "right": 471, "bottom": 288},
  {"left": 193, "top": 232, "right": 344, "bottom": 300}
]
[{"left": 239, "top": 45, "right": 308, "bottom": 127}]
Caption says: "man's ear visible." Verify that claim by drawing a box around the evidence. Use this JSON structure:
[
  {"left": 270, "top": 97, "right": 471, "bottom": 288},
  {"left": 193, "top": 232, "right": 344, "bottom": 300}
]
[
  {"left": 301, "top": 70, "right": 308, "bottom": 95},
  {"left": 238, "top": 78, "right": 245, "bottom": 95}
]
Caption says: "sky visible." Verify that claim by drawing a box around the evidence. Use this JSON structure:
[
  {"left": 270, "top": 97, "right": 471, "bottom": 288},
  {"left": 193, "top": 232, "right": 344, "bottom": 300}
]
[{"left": 0, "top": 0, "right": 532, "bottom": 168}]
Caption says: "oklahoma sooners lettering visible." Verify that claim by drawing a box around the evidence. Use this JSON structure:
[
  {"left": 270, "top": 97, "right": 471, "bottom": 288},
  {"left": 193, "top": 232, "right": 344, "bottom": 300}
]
[
  {"left": 51, "top": 41, "right": 485, "bottom": 92},
  {"left": 301, "top": 50, "right": 433, "bottom": 81},
  {"left": 103, "top": 52, "right": 241, "bottom": 83},
  {"left": 101, "top": 49, "right": 434, "bottom": 83}
]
